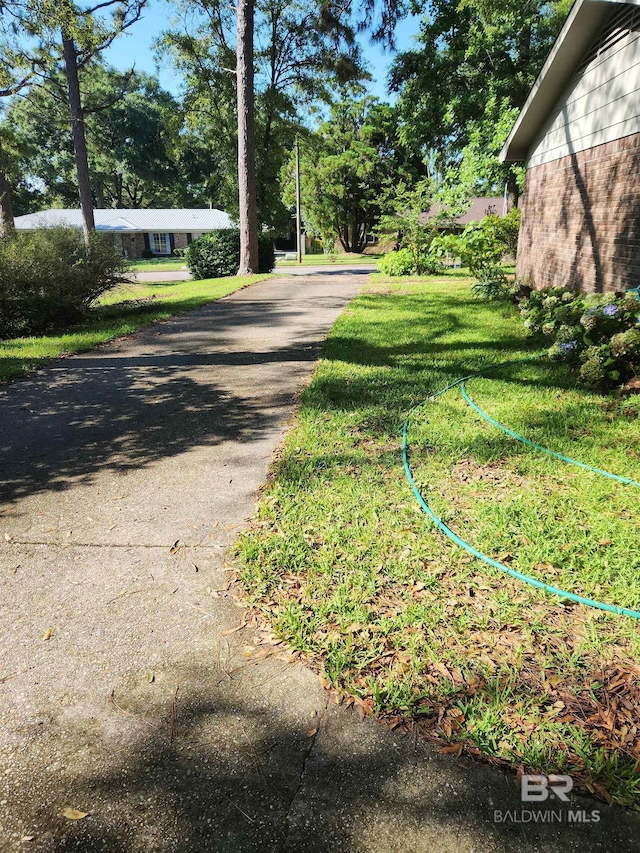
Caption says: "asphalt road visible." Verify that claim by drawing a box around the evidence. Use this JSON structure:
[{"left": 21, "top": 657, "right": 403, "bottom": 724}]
[{"left": 0, "top": 270, "right": 637, "bottom": 852}]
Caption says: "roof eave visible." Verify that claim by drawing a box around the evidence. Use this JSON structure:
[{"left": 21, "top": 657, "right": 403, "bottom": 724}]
[{"left": 499, "top": 0, "right": 638, "bottom": 163}]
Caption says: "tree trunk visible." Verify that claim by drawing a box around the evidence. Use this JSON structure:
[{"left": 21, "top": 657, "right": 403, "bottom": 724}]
[
  {"left": 0, "top": 169, "right": 15, "bottom": 236},
  {"left": 507, "top": 169, "right": 520, "bottom": 210},
  {"left": 236, "top": 0, "right": 259, "bottom": 275},
  {"left": 94, "top": 182, "right": 106, "bottom": 209},
  {"left": 62, "top": 32, "right": 95, "bottom": 244}
]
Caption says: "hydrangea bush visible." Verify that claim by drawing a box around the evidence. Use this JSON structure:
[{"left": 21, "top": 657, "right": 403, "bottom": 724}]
[{"left": 519, "top": 286, "right": 640, "bottom": 390}]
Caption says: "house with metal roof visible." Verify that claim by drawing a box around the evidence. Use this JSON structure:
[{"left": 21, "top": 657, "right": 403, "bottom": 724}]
[
  {"left": 13, "top": 208, "right": 235, "bottom": 258},
  {"left": 501, "top": 0, "right": 640, "bottom": 294}
]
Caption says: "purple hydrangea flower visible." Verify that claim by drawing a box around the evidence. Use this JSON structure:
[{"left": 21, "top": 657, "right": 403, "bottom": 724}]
[
  {"left": 559, "top": 341, "right": 577, "bottom": 353},
  {"left": 602, "top": 304, "right": 620, "bottom": 317}
]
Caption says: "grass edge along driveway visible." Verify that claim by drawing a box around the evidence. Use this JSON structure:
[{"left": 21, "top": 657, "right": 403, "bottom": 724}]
[
  {"left": 239, "top": 274, "right": 640, "bottom": 809},
  {"left": 0, "top": 274, "right": 269, "bottom": 383}
]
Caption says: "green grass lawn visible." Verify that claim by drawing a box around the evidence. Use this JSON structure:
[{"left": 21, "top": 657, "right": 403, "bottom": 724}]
[
  {"left": 276, "top": 253, "right": 381, "bottom": 266},
  {"left": 129, "top": 258, "right": 187, "bottom": 272},
  {"left": 0, "top": 275, "right": 268, "bottom": 383},
  {"left": 239, "top": 274, "right": 640, "bottom": 807}
]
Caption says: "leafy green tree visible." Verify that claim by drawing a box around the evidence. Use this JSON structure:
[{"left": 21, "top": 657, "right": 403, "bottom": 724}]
[
  {"left": 0, "top": 125, "right": 24, "bottom": 231},
  {"left": 391, "top": 0, "right": 572, "bottom": 201},
  {"left": 0, "top": 20, "right": 34, "bottom": 231},
  {"left": 0, "top": 0, "right": 146, "bottom": 240},
  {"left": 160, "top": 0, "right": 366, "bottom": 233},
  {"left": 287, "top": 96, "right": 407, "bottom": 253},
  {"left": 164, "top": 0, "right": 407, "bottom": 270},
  {"left": 3, "top": 65, "right": 202, "bottom": 211}
]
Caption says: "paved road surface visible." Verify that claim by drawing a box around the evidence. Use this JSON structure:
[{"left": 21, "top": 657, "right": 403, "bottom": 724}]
[
  {"left": 128, "top": 270, "right": 191, "bottom": 283},
  {"left": 0, "top": 270, "right": 637, "bottom": 851}
]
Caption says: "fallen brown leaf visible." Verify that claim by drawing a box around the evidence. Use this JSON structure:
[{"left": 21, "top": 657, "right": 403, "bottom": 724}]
[
  {"left": 62, "top": 808, "right": 88, "bottom": 820},
  {"left": 438, "top": 743, "right": 463, "bottom": 757}
]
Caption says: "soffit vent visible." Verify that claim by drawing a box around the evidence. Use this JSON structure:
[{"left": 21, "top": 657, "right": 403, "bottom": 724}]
[{"left": 575, "top": 4, "right": 640, "bottom": 76}]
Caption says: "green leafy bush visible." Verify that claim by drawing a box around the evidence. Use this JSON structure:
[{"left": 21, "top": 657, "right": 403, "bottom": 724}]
[
  {"left": 377, "top": 248, "right": 416, "bottom": 276},
  {"left": 442, "top": 211, "right": 520, "bottom": 299},
  {"left": 471, "top": 265, "right": 509, "bottom": 300},
  {"left": 172, "top": 247, "right": 186, "bottom": 258},
  {"left": 377, "top": 247, "right": 443, "bottom": 277},
  {"left": 186, "top": 229, "right": 240, "bottom": 278},
  {"left": 455, "top": 221, "right": 505, "bottom": 274},
  {"left": 519, "top": 287, "right": 640, "bottom": 391},
  {"left": 0, "top": 226, "right": 128, "bottom": 338},
  {"left": 186, "top": 230, "right": 275, "bottom": 279},
  {"left": 258, "top": 233, "right": 276, "bottom": 275},
  {"left": 485, "top": 208, "right": 521, "bottom": 257}
]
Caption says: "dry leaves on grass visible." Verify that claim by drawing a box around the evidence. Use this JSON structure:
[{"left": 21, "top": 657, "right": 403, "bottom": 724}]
[{"left": 238, "top": 542, "right": 640, "bottom": 805}]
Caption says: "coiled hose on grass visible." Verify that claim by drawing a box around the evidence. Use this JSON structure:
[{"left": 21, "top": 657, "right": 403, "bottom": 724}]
[{"left": 402, "top": 358, "right": 640, "bottom": 620}]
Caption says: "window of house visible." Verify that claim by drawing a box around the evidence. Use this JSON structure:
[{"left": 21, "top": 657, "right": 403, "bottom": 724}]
[{"left": 151, "top": 233, "right": 170, "bottom": 254}]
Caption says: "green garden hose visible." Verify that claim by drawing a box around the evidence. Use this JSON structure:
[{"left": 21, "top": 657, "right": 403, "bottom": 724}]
[
  {"left": 402, "top": 360, "right": 640, "bottom": 620},
  {"left": 460, "top": 381, "right": 640, "bottom": 489}
]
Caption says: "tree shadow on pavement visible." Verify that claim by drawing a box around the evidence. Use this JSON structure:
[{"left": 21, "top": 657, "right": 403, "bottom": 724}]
[
  {"left": 0, "top": 297, "right": 339, "bottom": 509},
  {"left": 6, "top": 666, "right": 636, "bottom": 853}
]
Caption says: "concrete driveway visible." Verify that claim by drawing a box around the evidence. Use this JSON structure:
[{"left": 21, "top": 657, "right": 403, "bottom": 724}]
[
  {"left": 276, "top": 263, "right": 378, "bottom": 276},
  {"left": 128, "top": 270, "right": 191, "bottom": 283},
  {"left": 0, "top": 270, "right": 638, "bottom": 852}
]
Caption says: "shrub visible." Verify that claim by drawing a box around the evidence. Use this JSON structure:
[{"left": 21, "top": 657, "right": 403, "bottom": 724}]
[
  {"left": 172, "top": 247, "right": 186, "bottom": 258},
  {"left": 186, "top": 229, "right": 239, "bottom": 279},
  {"left": 518, "top": 286, "right": 640, "bottom": 391},
  {"left": 377, "top": 247, "right": 444, "bottom": 277},
  {"left": 471, "top": 265, "right": 510, "bottom": 300},
  {"left": 485, "top": 208, "right": 521, "bottom": 257},
  {"left": 455, "top": 222, "right": 505, "bottom": 274},
  {"left": 258, "top": 233, "right": 275, "bottom": 274},
  {"left": 0, "top": 226, "right": 128, "bottom": 338},
  {"left": 186, "top": 230, "right": 275, "bottom": 280},
  {"left": 417, "top": 252, "right": 444, "bottom": 276},
  {"left": 377, "top": 248, "right": 416, "bottom": 276},
  {"left": 448, "top": 211, "right": 521, "bottom": 297}
]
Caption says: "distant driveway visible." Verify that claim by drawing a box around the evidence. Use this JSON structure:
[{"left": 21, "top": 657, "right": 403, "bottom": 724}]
[
  {"left": 278, "top": 263, "right": 378, "bottom": 276},
  {"left": 129, "top": 269, "right": 191, "bottom": 283},
  {"left": 130, "top": 263, "right": 377, "bottom": 283}
]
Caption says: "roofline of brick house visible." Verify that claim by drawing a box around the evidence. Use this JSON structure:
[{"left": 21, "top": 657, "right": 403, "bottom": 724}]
[{"left": 500, "top": 0, "right": 640, "bottom": 163}]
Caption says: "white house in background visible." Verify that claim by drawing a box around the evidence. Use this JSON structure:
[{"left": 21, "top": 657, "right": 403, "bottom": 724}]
[{"left": 12, "top": 208, "right": 235, "bottom": 258}]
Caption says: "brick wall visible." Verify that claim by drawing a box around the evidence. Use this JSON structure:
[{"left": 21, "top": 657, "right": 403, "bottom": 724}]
[
  {"left": 123, "top": 232, "right": 192, "bottom": 258},
  {"left": 130, "top": 233, "right": 146, "bottom": 258},
  {"left": 173, "top": 233, "right": 190, "bottom": 251},
  {"left": 517, "top": 132, "right": 640, "bottom": 293}
]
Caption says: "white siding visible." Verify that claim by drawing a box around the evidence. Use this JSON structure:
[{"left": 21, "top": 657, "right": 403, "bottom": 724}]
[{"left": 527, "top": 18, "right": 640, "bottom": 168}]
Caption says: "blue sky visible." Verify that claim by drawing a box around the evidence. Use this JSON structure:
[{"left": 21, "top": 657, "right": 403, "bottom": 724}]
[{"left": 103, "top": 2, "right": 422, "bottom": 102}]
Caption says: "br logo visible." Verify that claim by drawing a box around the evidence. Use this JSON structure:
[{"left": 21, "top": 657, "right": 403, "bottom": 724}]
[{"left": 521, "top": 774, "right": 573, "bottom": 802}]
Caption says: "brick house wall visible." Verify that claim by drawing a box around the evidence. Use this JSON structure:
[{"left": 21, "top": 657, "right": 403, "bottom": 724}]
[
  {"left": 516, "top": 132, "right": 640, "bottom": 294},
  {"left": 121, "top": 232, "right": 193, "bottom": 258},
  {"left": 173, "top": 233, "right": 190, "bottom": 251}
]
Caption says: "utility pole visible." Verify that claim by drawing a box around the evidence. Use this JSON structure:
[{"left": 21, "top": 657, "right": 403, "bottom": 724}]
[{"left": 295, "top": 138, "right": 302, "bottom": 265}]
